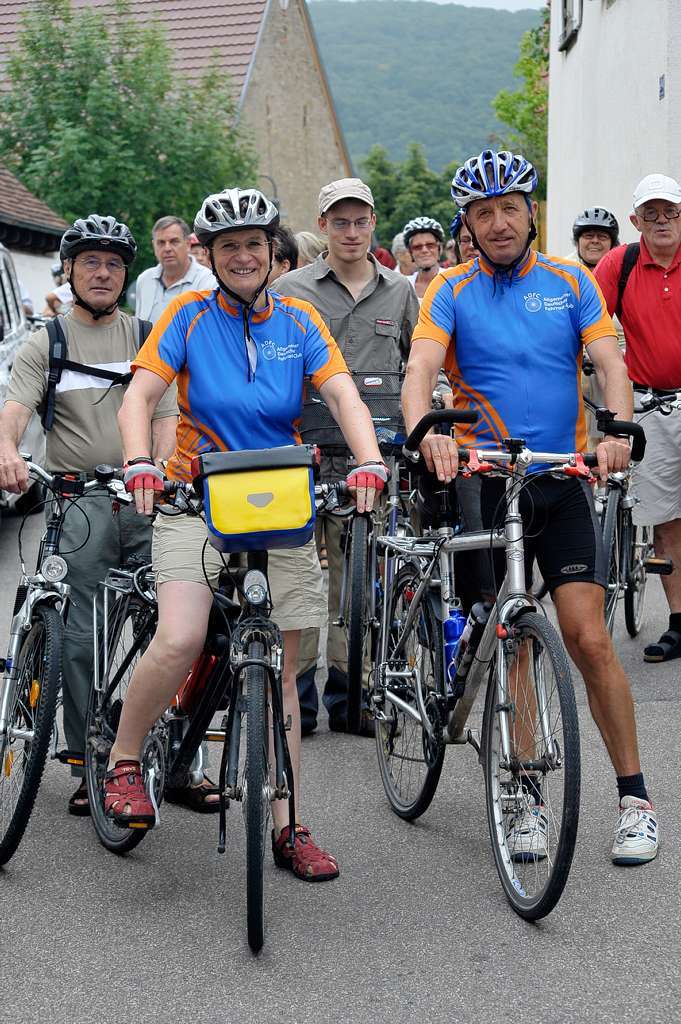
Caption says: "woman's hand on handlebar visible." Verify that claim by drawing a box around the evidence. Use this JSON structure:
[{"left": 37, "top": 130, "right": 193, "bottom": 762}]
[
  {"left": 346, "top": 461, "right": 389, "bottom": 513},
  {"left": 595, "top": 436, "right": 631, "bottom": 482},
  {"left": 420, "top": 433, "right": 459, "bottom": 483},
  {"left": 124, "top": 460, "right": 165, "bottom": 515}
]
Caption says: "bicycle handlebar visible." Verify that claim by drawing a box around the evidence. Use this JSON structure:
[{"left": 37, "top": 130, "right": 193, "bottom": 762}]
[
  {"left": 593, "top": 411, "right": 646, "bottom": 462},
  {"left": 402, "top": 409, "right": 478, "bottom": 459}
]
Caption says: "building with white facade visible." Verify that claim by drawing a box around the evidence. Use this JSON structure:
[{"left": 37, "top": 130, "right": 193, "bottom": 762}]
[{"left": 547, "top": 0, "right": 681, "bottom": 253}]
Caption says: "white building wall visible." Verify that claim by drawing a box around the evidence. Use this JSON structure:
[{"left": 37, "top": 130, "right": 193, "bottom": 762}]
[
  {"left": 547, "top": 0, "right": 680, "bottom": 254},
  {"left": 8, "top": 249, "right": 59, "bottom": 317}
]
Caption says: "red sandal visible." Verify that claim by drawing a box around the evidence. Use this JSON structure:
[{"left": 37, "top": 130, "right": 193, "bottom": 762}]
[
  {"left": 104, "top": 761, "right": 155, "bottom": 829},
  {"left": 272, "top": 824, "right": 339, "bottom": 882}
]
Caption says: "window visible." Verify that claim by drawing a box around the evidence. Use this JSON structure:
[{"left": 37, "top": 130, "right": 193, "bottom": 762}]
[{"left": 558, "top": 0, "right": 583, "bottom": 52}]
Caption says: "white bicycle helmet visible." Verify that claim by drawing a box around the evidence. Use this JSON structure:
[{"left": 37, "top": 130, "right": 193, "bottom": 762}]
[
  {"left": 194, "top": 188, "right": 279, "bottom": 245},
  {"left": 403, "top": 216, "right": 445, "bottom": 249},
  {"left": 451, "top": 150, "right": 538, "bottom": 208}
]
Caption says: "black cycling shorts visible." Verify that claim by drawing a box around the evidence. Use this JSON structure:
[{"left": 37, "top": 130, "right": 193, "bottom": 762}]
[{"left": 479, "top": 475, "right": 607, "bottom": 595}]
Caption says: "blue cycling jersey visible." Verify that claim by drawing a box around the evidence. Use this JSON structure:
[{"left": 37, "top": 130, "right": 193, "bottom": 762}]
[
  {"left": 133, "top": 288, "right": 348, "bottom": 481},
  {"left": 413, "top": 249, "right": 616, "bottom": 454}
]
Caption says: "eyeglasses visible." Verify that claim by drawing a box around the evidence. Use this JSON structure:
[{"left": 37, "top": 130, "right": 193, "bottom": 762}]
[
  {"left": 328, "top": 217, "right": 372, "bottom": 231},
  {"left": 640, "top": 207, "right": 681, "bottom": 223},
  {"left": 217, "top": 239, "right": 269, "bottom": 255},
  {"left": 78, "top": 256, "right": 126, "bottom": 273},
  {"left": 411, "top": 242, "right": 439, "bottom": 252}
]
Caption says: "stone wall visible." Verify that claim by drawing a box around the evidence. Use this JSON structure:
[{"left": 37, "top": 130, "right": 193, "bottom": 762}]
[{"left": 241, "top": 0, "right": 352, "bottom": 233}]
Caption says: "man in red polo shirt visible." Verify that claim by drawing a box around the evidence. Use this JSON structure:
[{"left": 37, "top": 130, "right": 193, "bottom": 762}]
[{"left": 595, "top": 173, "right": 681, "bottom": 662}]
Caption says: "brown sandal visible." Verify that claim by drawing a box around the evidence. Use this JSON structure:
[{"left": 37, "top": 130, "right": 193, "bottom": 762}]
[
  {"left": 68, "top": 779, "right": 90, "bottom": 817},
  {"left": 164, "top": 776, "right": 220, "bottom": 814},
  {"left": 272, "top": 824, "right": 339, "bottom": 882},
  {"left": 104, "top": 761, "right": 155, "bottom": 828}
]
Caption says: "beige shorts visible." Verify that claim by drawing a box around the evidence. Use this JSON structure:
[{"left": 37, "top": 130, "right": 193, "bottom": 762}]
[
  {"left": 631, "top": 406, "right": 681, "bottom": 527},
  {"left": 151, "top": 513, "right": 325, "bottom": 632}
]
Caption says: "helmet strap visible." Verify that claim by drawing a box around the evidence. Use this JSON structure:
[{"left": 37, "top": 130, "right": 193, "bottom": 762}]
[
  {"left": 209, "top": 239, "right": 273, "bottom": 315},
  {"left": 68, "top": 268, "right": 128, "bottom": 320}
]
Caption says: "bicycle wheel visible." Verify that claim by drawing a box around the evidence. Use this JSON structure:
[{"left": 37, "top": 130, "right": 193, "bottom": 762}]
[
  {"left": 600, "top": 488, "right": 621, "bottom": 635},
  {"left": 624, "top": 520, "right": 650, "bottom": 638},
  {"left": 345, "top": 514, "right": 370, "bottom": 734},
  {"left": 483, "top": 611, "right": 580, "bottom": 920},
  {"left": 243, "top": 640, "right": 270, "bottom": 954},
  {"left": 85, "top": 595, "right": 158, "bottom": 854},
  {"left": 0, "top": 604, "right": 62, "bottom": 865},
  {"left": 374, "top": 566, "right": 445, "bottom": 820}
]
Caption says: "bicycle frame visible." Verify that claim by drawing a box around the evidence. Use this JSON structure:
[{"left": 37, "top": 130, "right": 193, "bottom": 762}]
[{"left": 375, "top": 445, "right": 586, "bottom": 767}]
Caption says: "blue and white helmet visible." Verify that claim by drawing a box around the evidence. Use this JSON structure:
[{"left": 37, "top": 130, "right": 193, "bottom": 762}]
[{"left": 451, "top": 150, "right": 538, "bottom": 208}]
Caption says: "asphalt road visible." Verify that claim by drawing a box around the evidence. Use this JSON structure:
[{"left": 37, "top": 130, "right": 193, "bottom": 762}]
[{"left": 0, "top": 509, "right": 678, "bottom": 1024}]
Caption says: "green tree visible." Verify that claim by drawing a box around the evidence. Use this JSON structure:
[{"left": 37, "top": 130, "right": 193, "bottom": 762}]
[
  {"left": 362, "top": 143, "right": 460, "bottom": 246},
  {"left": 0, "top": 0, "right": 257, "bottom": 269},
  {"left": 491, "top": 1, "right": 549, "bottom": 198}
]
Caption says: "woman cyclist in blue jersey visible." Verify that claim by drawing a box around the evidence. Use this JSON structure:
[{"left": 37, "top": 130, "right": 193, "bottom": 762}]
[{"left": 105, "top": 187, "right": 388, "bottom": 881}]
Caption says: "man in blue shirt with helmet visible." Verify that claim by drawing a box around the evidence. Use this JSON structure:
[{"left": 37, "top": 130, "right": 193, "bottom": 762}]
[{"left": 402, "top": 150, "right": 659, "bottom": 867}]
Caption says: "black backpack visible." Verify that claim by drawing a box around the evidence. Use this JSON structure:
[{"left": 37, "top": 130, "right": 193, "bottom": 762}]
[
  {"left": 41, "top": 316, "right": 153, "bottom": 431},
  {"left": 615, "top": 242, "right": 639, "bottom": 319}
]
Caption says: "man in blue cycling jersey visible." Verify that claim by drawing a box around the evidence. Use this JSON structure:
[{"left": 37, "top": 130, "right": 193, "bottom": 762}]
[{"left": 402, "top": 150, "right": 659, "bottom": 867}]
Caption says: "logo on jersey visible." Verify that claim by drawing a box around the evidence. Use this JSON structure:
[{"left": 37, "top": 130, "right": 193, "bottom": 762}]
[
  {"left": 524, "top": 292, "right": 542, "bottom": 313},
  {"left": 543, "top": 291, "right": 575, "bottom": 311},
  {"left": 560, "top": 563, "right": 588, "bottom": 575},
  {"left": 262, "top": 340, "right": 277, "bottom": 360}
]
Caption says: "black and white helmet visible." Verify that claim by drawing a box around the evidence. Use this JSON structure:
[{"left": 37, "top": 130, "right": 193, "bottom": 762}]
[
  {"left": 403, "top": 217, "right": 445, "bottom": 250},
  {"left": 60, "top": 214, "right": 137, "bottom": 265},
  {"left": 572, "top": 207, "right": 620, "bottom": 245},
  {"left": 194, "top": 188, "right": 280, "bottom": 245}
]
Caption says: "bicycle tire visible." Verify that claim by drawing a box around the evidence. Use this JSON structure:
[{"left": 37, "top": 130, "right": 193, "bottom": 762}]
[
  {"left": 85, "top": 595, "right": 157, "bottom": 855},
  {"left": 623, "top": 520, "right": 650, "bottom": 638},
  {"left": 244, "top": 640, "right": 269, "bottom": 954},
  {"left": 483, "top": 611, "right": 580, "bottom": 920},
  {"left": 375, "top": 566, "right": 445, "bottom": 820},
  {"left": 345, "top": 514, "right": 370, "bottom": 734},
  {"left": 600, "top": 488, "right": 621, "bottom": 635},
  {"left": 0, "top": 604, "right": 62, "bottom": 865}
]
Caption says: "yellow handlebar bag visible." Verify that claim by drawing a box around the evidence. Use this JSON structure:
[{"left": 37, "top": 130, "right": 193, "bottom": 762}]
[{"left": 191, "top": 446, "right": 316, "bottom": 553}]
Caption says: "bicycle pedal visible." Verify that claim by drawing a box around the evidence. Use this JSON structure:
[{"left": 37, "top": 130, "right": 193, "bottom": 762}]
[
  {"left": 644, "top": 557, "right": 674, "bottom": 575},
  {"left": 54, "top": 749, "right": 84, "bottom": 767}
]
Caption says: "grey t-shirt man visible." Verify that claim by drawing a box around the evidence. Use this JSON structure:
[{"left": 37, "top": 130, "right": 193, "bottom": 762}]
[
  {"left": 7, "top": 309, "right": 177, "bottom": 472},
  {"left": 135, "top": 255, "right": 215, "bottom": 324},
  {"left": 274, "top": 251, "right": 419, "bottom": 372}
]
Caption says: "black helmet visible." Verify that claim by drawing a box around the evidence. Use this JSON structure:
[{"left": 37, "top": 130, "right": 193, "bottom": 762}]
[
  {"left": 572, "top": 207, "right": 620, "bottom": 245},
  {"left": 403, "top": 216, "right": 445, "bottom": 250},
  {"left": 60, "top": 214, "right": 137, "bottom": 266}
]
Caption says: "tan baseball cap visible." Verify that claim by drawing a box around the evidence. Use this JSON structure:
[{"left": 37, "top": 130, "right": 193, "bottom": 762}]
[
  {"left": 633, "top": 173, "right": 681, "bottom": 209},
  {"left": 318, "top": 177, "right": 375, "bottom": 216}
]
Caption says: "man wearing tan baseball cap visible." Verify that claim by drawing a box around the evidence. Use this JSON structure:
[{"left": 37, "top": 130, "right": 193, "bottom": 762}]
[
  {"left": 595, "top": 171, "right": 681, "bottom": 667},
  {"left": 275, "top": 175, "right": 419, "bottom": 736}
]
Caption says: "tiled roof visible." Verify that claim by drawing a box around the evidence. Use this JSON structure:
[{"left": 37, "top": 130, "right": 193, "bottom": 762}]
[
  {"left": 0, "top": 166, "right": 69, "bottom": 233},
  {"left": 0, "top": 0, "right": 269, "bottom": 98}
]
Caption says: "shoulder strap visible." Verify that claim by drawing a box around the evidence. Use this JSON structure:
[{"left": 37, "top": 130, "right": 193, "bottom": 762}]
[
  {"left": 135, "top": 317, "right": 153, "bottom": 350},
  {"left": 41, "top": 316, "right": 68, "bottom": 431},
  {"left": 615, "top": 242, "right": 640, "bottom": 319}
]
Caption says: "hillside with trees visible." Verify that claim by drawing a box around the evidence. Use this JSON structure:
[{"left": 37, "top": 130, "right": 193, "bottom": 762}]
[{"left": 308, "top": 0, "right": 541, "bottom": 172}]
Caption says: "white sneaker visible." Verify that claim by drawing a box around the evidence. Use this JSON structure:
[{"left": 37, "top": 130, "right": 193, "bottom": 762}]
[
  {"left": 507, "top": 803, "right": 548, "bottom": 861},
  {"left": 611, "top": 796, "right": 659, "bottom": 865}
]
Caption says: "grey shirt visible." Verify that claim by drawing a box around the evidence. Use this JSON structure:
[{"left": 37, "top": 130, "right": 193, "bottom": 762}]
[
  {"left": 134, "top": 256, "right": 215, "bottom": 324},
  {"left": 274, "top": 252, "right": 419, "bottom": 373}
]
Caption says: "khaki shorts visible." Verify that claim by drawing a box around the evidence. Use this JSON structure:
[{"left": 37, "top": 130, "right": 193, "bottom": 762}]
[
  {"left": 631, "top": 406, "right": 681, "bottom": 527},
  {"left": 152, "top": 513, "right": 325, "bottom": 632}
]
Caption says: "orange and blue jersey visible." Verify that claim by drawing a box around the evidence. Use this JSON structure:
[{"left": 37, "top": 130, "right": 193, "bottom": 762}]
[
  {"left": 132, "top": 288, "right": 348, "bottom": 481},
  {"left": 412, "top": 249, "right": 616, "bottom": 454}
]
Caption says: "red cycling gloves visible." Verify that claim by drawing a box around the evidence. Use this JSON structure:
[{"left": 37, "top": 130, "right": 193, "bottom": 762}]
[
  {"left": 346, "top": 461, "right": 390, "bottom": 493},
  {"left": 123, "top": 458, "right": 164, "bottom": 494}
]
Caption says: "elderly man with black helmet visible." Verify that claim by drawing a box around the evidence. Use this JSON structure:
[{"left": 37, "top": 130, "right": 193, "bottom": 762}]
[
  {"left": 0, "top": 215, "right": 178, "bottom": 816},
  {"left": 105, "top": 186, "right": 387, "bottom": 881},
  {"left": 402, "top": 150, "right": 659, "bottom": 867}
]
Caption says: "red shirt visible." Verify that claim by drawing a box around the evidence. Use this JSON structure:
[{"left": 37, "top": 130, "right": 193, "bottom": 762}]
[{"left": 594, "top": 238, "right": 681, "bottom": 388}]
